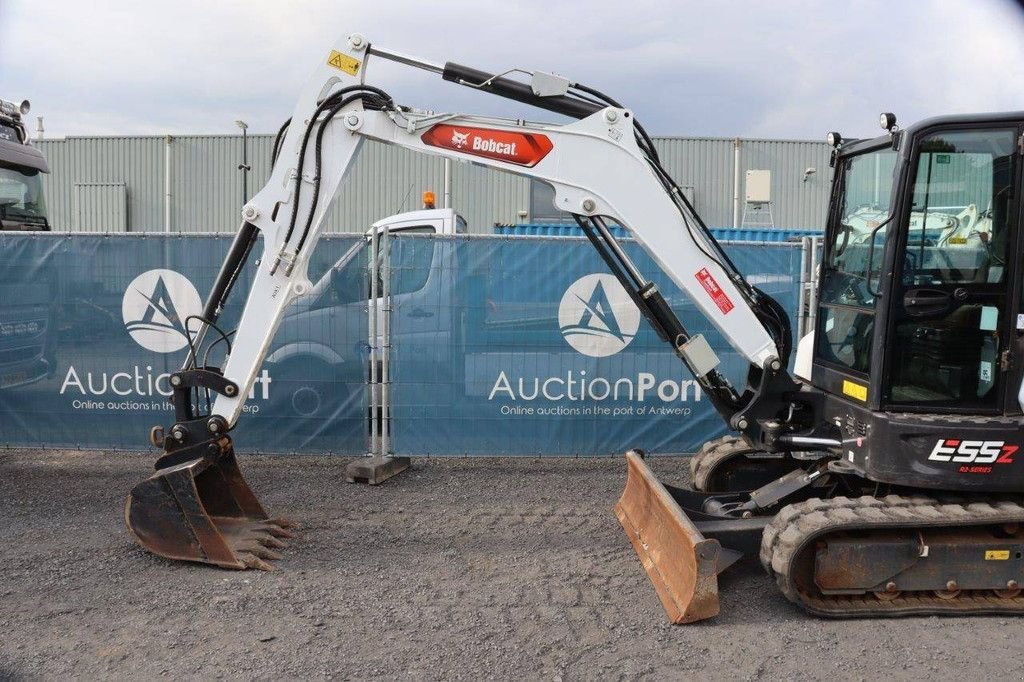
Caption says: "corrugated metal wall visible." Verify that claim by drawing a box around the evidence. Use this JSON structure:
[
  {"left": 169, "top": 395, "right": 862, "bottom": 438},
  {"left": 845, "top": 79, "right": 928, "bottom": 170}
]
[
  {"left": 171, "top": 135, "right": 268, "bottom": 233},
  {"left": 37, "top": 133, "right": 832, "bottom": 233},
  {"left": 73, "top": 182, "right": 126, "bottom": 231},
  {"left": 38, "top": 136, "right": 165, "bottom": 231},
  {"left": 332, "top": 142, "right": 446, "bottom": 232},
  {"left": 530, "top": 137, "right": 831, "bottom": 228},
  {"left": 651, "top": 138, "right": 736, "bottom": 227},
  {"left": 451, "top": 161, "right": 531, "bottom": 229},
  {"left": 740, "top": 139, "right": 833, "bottom": 228}
]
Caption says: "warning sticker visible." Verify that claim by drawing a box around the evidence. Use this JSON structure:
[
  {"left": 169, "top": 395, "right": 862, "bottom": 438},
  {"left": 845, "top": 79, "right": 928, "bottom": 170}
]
[
  {"left": 695, "top": 268, "right": 734, "bottom": 315},
  {"left": 327, "top": 50, "right": 360, "bottom": 75},
  {"left": 985, "top": 550, "right": 1010, "bottom": 560},
  {"left": 842, "top": 379, "right": 868, "bottom": 402}
]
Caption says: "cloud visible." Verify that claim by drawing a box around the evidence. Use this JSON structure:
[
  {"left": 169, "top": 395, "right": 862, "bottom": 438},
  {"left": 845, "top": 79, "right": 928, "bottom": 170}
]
[{"left": 1, "top": 0, "right": 1022, "bottom": 139}]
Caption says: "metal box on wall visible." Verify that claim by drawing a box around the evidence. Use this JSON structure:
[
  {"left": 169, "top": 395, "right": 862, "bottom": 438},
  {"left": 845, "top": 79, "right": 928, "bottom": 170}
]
[{"left": 744, "top": 169, "right": 771, "bottom": 203}]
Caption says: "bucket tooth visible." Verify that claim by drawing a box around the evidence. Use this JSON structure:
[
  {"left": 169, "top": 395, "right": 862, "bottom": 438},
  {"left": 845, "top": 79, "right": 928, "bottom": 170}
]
[
  {"left": 616, "top": 450, "right": 722, "bottom": 624},
  {"left": 125, "top": 441, "right": 293, "bottom": 570}
]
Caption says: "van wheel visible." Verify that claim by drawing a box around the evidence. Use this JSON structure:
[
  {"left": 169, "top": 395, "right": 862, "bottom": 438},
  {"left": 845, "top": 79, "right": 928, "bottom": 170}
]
[{"left": 270, "top": 358, "right": 347, "bottom": 419}]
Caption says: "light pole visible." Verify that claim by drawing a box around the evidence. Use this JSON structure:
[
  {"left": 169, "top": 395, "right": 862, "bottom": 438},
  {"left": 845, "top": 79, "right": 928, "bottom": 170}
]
[{"left": 234, "top": 119, "right": 250, "bottom": 204}]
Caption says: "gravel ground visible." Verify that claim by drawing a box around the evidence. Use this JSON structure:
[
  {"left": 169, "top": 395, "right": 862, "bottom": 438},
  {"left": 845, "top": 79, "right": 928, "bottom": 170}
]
[{"left": 1, "top": 449, "right": 1021, "bottom": 680}]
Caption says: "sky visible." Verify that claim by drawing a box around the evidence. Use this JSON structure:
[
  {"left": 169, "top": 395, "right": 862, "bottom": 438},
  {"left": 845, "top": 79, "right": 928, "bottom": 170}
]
[{"left": 1, "top": 0, "right": 1023, "bottom": 140}]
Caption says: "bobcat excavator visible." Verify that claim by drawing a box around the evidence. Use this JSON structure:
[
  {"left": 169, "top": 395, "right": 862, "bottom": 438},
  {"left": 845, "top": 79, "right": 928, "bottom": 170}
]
[{"left": 124, "top": 33, "right": 1024, "bottom": 623}]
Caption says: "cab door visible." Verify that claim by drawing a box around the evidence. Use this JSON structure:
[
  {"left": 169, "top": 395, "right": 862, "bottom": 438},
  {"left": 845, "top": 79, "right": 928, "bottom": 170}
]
[
  {"left": 883, "top": 126, "right": 1021, "bottom": 413},
  {"left": 813, "top": 141, "right": 898, "bottom": 404}
]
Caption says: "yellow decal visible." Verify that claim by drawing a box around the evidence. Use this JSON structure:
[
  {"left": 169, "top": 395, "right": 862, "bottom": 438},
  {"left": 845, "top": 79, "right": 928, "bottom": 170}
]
[
  {"left": 985, "top": 550, "right": 1010, "bottom": 560},
  {"left": 327, "top": 50, "right": 360, "bottom": 75},
  {"left": 948, "top": 236, "right": 967, "bottom": 244},
  {"left": 842, "top": 380, "right": 868, "bottom": 402}
]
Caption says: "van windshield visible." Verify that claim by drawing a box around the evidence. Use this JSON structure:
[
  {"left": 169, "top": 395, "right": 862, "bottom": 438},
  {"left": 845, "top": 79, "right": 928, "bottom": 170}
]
[{"left": 308, "top": 224, "right": 438, "bottom": 308}]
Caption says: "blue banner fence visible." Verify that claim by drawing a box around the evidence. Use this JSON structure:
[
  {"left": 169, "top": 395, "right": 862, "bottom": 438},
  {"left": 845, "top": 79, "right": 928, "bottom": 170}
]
[
  {"left": 0, "top": 233, "right": 368, "bottom": 454},
  {"left": 385, "top": 235, "right": 806, "bottom": 455},
  {"left": 0, "top": 232, "right": 813, "bottom": 456}
]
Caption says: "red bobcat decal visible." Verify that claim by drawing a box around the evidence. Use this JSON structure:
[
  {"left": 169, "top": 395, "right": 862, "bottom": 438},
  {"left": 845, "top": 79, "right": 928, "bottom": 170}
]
[
  {"left": 928, "top": 439, "right": 1019, "bottom": 474},
  {"left": 420, "top": 125, "right": 553, "bottom": 167},
  {"left": 695, "top": 268, "right": 734, "bottom": 315}
]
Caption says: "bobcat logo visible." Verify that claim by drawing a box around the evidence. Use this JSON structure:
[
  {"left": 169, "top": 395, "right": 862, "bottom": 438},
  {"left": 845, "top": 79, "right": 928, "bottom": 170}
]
[{"left": 451, "top": 130, "right": 470, "bottom": 148}]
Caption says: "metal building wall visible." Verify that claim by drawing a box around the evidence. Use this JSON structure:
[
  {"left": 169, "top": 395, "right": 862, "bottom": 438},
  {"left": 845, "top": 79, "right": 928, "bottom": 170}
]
[
  {"left": 38, "top": 137, "right": 165, "bottom": 231},
  {"left": 531, "top": 137, "right": 833, "bottom": 229},
  {"left": 740, "top": 139, "right": 833, "bottom": 228},
  {"left": 169, "top": 135, "right": 444, "bottom": 234},
  {"left": 450, "top": 161, "right": 530, "bottom": 229},
  {"left": 36, "top": 139, "right": 71, "bottom": 227},
  {"left": 652, "top": 138, "right": 736, "bottom": 227},
  {"left": 73, "top": 182, "right": 127, "bottom": 231},
  {"left": 169, "top": 135, "right": 274, "bottom": 233},
  {"left": 331, "top": 141, "right": 446, "bottom": 232},
  {"left": 37, "top": 133, "right": 832, "bottom": 233}
]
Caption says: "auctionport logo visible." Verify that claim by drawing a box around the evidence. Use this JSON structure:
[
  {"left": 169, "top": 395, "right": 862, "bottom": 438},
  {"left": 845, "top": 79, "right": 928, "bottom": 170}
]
[
  {"left": 558, "top": 273, "right": 640, "bottom": 358},
  {"left": 122, "top": 269, "right": 202, "bottom": 353},
  {"left": 487, "top": 272, "right": 700, "bottom": 411}
]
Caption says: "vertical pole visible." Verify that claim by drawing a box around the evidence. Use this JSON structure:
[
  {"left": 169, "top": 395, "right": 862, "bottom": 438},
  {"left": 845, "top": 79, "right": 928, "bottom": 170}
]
[
  {"left": 442, "top": 158, "right": 452, "bottom": 209},
  {"left": 242, "top": 127, "right": 249, "bottom": 204},
  {"left": 368, "top": 228, "right": 379, "bottom": 456},
  {"left": 347, "top": 225, "right": 409, "bottom": 484},
  {"left": 380, "top": 224, "right": 391, "bottom": 457},
  {"left": 164, "top": 135, "right": 173, "bottom": 233},
  {"left": 797, "top": 237, "right": 809, "bottom": 339},
  {"left": 732, "top": 138, "right": 742, "bottom": 229}
]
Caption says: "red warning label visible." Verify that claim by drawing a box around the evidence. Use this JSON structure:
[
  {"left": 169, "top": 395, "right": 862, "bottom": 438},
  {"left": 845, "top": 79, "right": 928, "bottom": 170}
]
[{"left": 695, "top": 268, "right": 734, "bottom": 315}]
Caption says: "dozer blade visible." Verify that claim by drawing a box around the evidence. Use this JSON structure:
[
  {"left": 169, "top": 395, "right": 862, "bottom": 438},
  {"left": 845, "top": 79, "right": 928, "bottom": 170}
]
[
  {"left": 124, "top": 442, "right": 295, "bottom": 570},
  {"left": 616, "top": 450, "right": 722, "bottom": 624}
]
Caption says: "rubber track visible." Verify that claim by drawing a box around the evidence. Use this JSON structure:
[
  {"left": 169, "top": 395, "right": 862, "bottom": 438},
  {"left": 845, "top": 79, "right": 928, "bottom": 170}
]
[
  {"left": 760, "top": 494, "right": 1024, "bottom": 617},
  {"left": 690, "top": 435, "right": 802, "bottom": 492},
  {"left": 689, "top": 436, "right": 757, "bottom": 491}
]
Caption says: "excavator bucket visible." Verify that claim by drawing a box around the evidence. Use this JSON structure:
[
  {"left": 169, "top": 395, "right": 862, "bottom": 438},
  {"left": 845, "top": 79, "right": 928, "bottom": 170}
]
[
  {"left": 124, "top": 441, "right": 295, "bottom": 570},
  {"left": 616, "top": 450, "right": 722, "bottom": 624}
]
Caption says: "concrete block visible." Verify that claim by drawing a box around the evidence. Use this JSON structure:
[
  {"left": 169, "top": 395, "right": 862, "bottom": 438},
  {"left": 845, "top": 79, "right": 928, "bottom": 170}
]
[{"left": 345, "top": 456, "right": 411, "bottom": 485}]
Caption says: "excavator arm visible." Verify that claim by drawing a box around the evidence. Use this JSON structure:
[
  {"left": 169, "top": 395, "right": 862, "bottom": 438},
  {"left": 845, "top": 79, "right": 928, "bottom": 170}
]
[
  {"left": 125, "top": 33, "right": 829, "bottom": 620},
  {"left": 209, "top": 36, "right": 800, "bottom": 434}
]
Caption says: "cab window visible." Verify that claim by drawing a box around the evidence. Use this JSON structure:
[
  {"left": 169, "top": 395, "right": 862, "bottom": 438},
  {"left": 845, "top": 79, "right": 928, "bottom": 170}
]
[{"left": 815, "top": 146, "right": 897, "bottom": 374}]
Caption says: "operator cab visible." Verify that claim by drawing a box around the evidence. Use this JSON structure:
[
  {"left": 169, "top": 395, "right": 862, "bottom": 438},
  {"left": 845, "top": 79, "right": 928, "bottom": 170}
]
[
  {"left": 0, "top": 99, "right": 49, "bottom": 231},
  {"left": 812, "top": 111, "right": 1024, "bottom": 490}
]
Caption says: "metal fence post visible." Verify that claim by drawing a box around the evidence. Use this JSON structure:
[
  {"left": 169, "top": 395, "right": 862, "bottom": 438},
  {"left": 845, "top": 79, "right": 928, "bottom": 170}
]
[
  {"left": 380, "top": 223, "right": 391, "bottom": 458},
  {"left": 367, "top": 228, "right": 379, "bottom": 457},
  {"left": 344, "top": 224, "right": 410, "bottom": 484},
  {"left": 797, "top": 236, "right": 809, "bottom": 339}
]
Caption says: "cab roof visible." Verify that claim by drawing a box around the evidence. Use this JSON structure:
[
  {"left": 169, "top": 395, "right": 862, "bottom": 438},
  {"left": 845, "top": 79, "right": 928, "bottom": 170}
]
[
  {"left": 840, "top": 111, "right": 1024, "bottom": 157},
  {"left": 0, "top": 137, "right": 49, "bottom": 173}
]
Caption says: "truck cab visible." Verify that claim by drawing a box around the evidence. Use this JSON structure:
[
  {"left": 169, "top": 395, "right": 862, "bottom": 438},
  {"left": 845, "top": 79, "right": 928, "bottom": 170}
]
[
  {"left": 0, "top": 98, "right": 55, "bottom": 391},
  {"left": 0, "top": 99, "right": 49, "bottom": 231}
]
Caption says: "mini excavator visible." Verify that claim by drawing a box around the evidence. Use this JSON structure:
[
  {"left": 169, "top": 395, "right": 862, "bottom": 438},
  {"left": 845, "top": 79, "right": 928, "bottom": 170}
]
[{"left": 124, "top": 34, "right": 1024, "bottom": 622}]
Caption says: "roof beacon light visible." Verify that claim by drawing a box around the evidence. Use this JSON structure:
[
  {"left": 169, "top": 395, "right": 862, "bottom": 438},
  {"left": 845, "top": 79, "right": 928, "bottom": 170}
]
[{"left": 423, "top": 190, "right": 436, "bottom": 209}]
